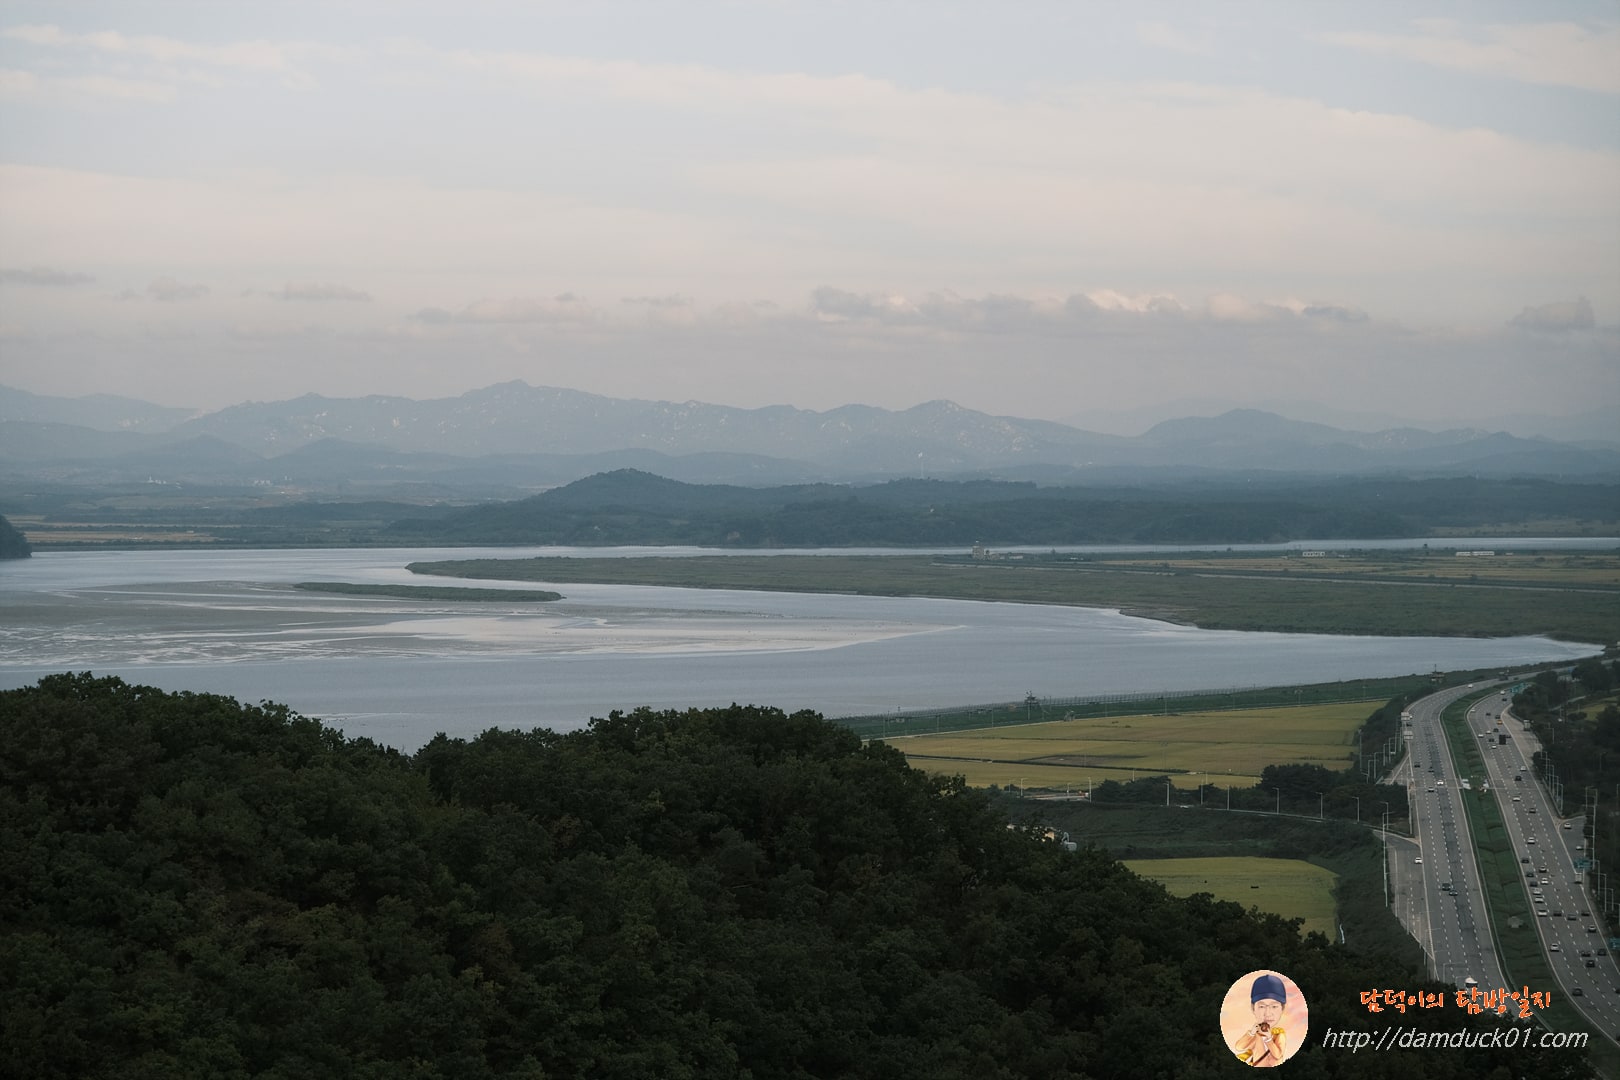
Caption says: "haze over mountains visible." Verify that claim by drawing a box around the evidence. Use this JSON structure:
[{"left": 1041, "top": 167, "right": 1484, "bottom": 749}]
[{"left": 2, "top": 381, "right": 1616, "bottom": 497}]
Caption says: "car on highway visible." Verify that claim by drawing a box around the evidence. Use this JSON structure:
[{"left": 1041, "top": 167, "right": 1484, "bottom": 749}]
[
  {"left": 1513, "top": 795, "right": 1522, "bottom": 801},
  {"left": 1551, "top": 944, "right": 1561, "bottom": 951},
  {"left": 1414, "top": 857, "right": 1423, "bottom": 864}
]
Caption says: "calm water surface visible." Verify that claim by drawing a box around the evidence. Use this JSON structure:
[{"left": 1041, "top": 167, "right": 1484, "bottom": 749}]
[{"left": 0, "top": 547, "right": 1602, "bottom": 751}]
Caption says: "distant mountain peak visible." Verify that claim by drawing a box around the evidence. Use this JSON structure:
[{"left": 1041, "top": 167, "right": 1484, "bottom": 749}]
[{"left": 5, "top": 381, "right": 1614, "bottom": 482}]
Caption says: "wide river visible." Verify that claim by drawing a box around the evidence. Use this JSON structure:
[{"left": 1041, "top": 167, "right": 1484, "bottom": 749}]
[{"left": 0, "top": 545, "right": 1603, "bottom": 751}]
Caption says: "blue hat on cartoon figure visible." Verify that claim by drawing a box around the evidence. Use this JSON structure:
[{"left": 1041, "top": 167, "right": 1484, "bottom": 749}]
[{"left": 1252, "top": 974, "right": 1287, "bottom": 1005}]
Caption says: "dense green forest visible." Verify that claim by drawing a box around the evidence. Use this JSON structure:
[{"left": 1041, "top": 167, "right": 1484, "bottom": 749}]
[
  {"left": 0, "top": 512, "right": 30, "bottom": 558},
  {"left": 1, "top": 675, "right": 1592, "bottom": 1077},
  {"left": 382, "top": 470, "right": 1619, "bottom": 547}
]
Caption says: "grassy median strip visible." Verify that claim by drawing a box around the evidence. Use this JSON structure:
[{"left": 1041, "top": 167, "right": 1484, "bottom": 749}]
[{"left": 294, "top": 582, "right": 563, "bottom": 602}]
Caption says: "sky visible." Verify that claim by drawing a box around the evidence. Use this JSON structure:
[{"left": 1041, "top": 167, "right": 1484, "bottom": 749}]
[{"left": 0, "top": 0, "right": 1616, "bottom": 429}]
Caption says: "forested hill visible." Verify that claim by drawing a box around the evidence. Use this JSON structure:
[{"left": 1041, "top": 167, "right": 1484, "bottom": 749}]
[
  {"left": 0, "top": 512, "right": 30, "bottom": 558},
  {"left": 384, "top": 468, "right": 1619, "bottom": 546},
  {"left": 2, "top": 675, "right": 1590, "bottom": 1078}
]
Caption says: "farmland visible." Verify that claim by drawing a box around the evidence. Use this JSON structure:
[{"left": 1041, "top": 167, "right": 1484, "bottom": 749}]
[{"left": 893, "top": 701, "right": 1373, "bottom": 790}]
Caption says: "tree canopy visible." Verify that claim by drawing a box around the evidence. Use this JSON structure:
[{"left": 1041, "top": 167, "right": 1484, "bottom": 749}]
[
  {"left": 0, "top": 674, "right": 1591, "bottom": 1078},
  {"left": 0, "top": 512, "right": 30, "bottom": 558}
]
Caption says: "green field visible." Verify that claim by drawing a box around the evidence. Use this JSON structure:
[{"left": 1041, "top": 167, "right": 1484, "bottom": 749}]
[
  {"left": 895, "top": 702, "right": 1372, "bottom": 789},
  {"left": 409, "top": 552, "right": 1620, "bottom": 643},
  {"left": 1123, "top": 856, "right": 1339, "bottom": 939}
]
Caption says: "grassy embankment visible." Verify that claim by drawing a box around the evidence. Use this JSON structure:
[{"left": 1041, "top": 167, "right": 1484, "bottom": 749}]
[
  {"left": 408, "top": 550, "right": 1620, "bottom": 644},
  {"left": 292, "top": 582, "right": 562, "bottom": 602}
]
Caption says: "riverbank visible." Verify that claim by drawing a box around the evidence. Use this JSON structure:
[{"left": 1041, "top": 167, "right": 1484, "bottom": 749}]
[{"left": 409, "top": 551, "right": 1620, "bottom": 644}]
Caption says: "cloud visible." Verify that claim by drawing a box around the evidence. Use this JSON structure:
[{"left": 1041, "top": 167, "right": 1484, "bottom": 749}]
[
  {"left": 622, "top": 294, "right": 694, "bottom": 308},
  {"left": 4, "top": 23, "right": 327, "bottom": 73},
  {"left": 2, "top": 23, "right": 341, "bottom": 92},
  {"left": 270, "top": 282, "right": 372, "bottom": 302},
  {"left": 1317, "top": 20, "right": 1620, "bottom": 94},
  {"left": 0, "top": 66, "right": 178, "bottom": 103},
  {"left": 146, "top": 277, "right": 209, "bottom": 302},
  {"left": 0, "top": 67, "right": 36, "bottom": 99},
  {"left": 1136, "top": 20, "right": 1214, "bottom": 56},
  {"left": 799, "top": 287, "right": 1388, "bottom": 340},
  {"left": 1510, "top": 297, "right": 1596, "bottom": 332},
  {"left": 1083, "top": 290, "right": 1184, "bottom": 315},
  {"left": 1, "top": 266, "right": 93, "bottom": 286},
  {"left": 622, "top": 293, "right": 699, "bottom": 326},
  {"left": 1301, "top": 304, "right": 1370, "bottom": 323},
  {"left": 810, "top": 287, "right": 1196, "bottom": 331},
  {"left": 415, "top": 293, "right": 598, "bottom": 325}
]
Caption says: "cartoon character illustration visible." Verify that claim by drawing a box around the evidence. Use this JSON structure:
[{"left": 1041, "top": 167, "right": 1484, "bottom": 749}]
[{"left": 1233, "top": 973, "right": 1289, "bottom": 1067}]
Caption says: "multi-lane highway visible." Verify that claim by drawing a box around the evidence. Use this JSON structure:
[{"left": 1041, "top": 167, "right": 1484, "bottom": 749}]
[
  {"left": 1475, "top": 689, "right": 1619, "bottom": 1034},
  {"left": 1403, "top": 680, "right": 1617, "bottom": 1040},
  {"left": 1404, "top": 683, "right": 1509, "bottom": 993}
]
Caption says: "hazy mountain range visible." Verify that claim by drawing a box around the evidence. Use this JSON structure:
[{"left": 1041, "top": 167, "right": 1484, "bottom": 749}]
[{"left": 2, "top": 382, "right": 1616, "bottom": 497}]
